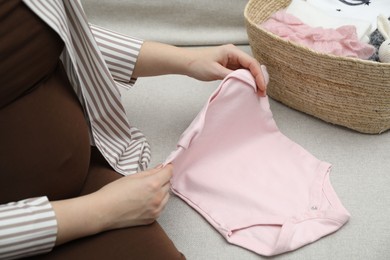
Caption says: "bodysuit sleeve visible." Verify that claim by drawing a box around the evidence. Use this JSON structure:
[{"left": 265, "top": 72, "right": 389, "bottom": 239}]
[
  {"left": 89, "top": 24, "right": 143, "bottom": 87},
  {"left": 0, "top": 196, "right": 58, "bottom": 259}
]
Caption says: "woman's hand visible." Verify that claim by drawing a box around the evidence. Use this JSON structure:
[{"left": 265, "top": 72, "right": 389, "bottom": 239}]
[
  {"left": 133, "top": 42, "right": 268, "bottom": 96},
  {"left": 185, "top": 44, "right": 269, "bottom": 96},
  {"left": 51, "top": 164, "right": 173, "bottom": 245},
  {"left": 96, "top": 164, "right": 172, "bottom": 229}
]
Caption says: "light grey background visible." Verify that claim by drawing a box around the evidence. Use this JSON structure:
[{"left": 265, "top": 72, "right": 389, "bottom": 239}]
[
  {"left": 82, "top": 0, "right": 249, "bottom": 45},
  {"left": 83, "top": 1, "right": 390, "bottom": 259}
]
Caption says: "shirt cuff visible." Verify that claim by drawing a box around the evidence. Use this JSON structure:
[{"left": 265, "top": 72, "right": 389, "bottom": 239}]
[
  {"left": 0, "top": 196, "right": 57, "bottom": 259},
  {"left": 89, "top": 23, "right": 143, "bottom": 88}
]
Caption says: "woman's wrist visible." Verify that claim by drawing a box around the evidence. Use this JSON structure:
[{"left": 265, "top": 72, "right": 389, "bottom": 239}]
[
  {"left": 132, "top": 41, "right": 196, "bottom": 78},
  {"left": 51, "top": 192, "right": 109, "bottom": 245}
]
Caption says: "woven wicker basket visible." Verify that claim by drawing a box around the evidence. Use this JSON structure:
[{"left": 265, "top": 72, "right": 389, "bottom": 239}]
[{"left": 244, "top": 0, "right": 390, "bottom": 134}]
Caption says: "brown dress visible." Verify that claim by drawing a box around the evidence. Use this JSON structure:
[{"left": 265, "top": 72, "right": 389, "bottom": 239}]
[{"left": 0, "top": 1, "right": 184, "bottom": 259}]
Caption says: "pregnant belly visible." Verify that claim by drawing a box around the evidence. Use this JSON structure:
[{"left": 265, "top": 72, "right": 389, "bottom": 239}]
[{"left": 0, "top": 63, "right": 91, "bottom": 203}]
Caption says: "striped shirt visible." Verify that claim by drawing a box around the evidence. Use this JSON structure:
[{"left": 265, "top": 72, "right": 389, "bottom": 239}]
[{"left": 0, "top": 0, "right": 150, "bottom": 258}]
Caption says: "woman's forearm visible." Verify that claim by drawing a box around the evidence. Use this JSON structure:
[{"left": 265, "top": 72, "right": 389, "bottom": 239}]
[
  {"left": 132, "top": 41, "right": 194, "bottom": 78},
  {"left": 51, "top": 193, "right": 104, "bottom": 245},
  {"left": 131, "top": 42, "right": 268, "bottom": 96}
]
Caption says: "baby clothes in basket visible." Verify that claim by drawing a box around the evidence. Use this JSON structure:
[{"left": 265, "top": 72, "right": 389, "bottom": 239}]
[{"left": 164, "top": 69, "right": 350, "bottom": 256}]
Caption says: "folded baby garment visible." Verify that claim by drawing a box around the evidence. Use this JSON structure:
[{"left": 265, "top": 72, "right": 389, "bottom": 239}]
[
  {"left": 261, "top": 10, "right": 375, "bottom": 59},
  {"left": 164, "top": 69, "right": 350, "bottom": 256},
  {"left": 368, "top": 15, "right": 390, "bottom": 61},
  {"left": 286, "top": 0, "right": 372, "bottom": 42},
  {"left": 307, "top": 0, "right": 390, "bottom": 31},
  {"left": 377, "top": 14, "right": 390, "bottom": 62}
]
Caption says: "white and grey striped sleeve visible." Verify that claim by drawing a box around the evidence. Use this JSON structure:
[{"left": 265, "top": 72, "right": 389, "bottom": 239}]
[
  {"left": 0, "top": 197, "right": 57, "bottom": 260},
  {"left": 89, "top": 24, "right": 143, "bottom": 87}
]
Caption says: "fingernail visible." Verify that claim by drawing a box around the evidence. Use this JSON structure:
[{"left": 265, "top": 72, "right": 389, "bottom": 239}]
[{"left": 260, "top": 65, "right": 269, "bottom": 86}]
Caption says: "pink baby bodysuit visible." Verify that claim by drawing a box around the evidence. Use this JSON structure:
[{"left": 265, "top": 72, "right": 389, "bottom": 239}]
[{"left": 164, "top": 69, "right": 350, "bottom": 256}]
